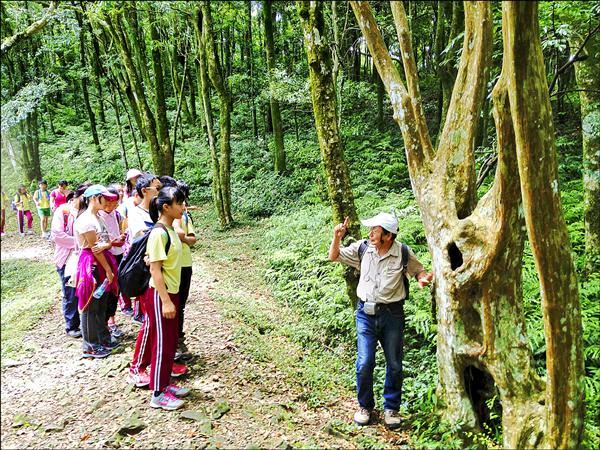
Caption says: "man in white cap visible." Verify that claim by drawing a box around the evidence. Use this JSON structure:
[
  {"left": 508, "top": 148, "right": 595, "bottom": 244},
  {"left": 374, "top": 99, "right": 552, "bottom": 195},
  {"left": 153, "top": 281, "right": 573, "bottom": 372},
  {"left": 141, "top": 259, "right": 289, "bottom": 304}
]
[{"left": 329, "top": 212, "right": 433, "bottom": 429}]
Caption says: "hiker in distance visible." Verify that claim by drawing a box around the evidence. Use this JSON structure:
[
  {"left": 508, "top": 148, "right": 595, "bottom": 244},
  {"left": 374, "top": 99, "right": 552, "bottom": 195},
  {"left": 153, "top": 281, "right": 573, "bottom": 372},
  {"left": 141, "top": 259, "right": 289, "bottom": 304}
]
[{"left": 328, "top": 212, "right": 433, "bottom": 429}]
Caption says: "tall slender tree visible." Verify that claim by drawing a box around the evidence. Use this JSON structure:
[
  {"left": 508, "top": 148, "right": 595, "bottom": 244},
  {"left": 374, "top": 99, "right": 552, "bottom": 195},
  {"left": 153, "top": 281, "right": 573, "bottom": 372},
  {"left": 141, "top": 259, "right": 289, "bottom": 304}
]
[
  {"left": 297, "top": 1, "right": 360, "bottom": 305},
  {"left": 568, "top": 25, "right": 600, "bottom": 274},
  {"left": 74, "top": 9, "right": 101, "bottom": 152},
  {"left": 264, "top": 0, "right": 286, "bottom": 173}
]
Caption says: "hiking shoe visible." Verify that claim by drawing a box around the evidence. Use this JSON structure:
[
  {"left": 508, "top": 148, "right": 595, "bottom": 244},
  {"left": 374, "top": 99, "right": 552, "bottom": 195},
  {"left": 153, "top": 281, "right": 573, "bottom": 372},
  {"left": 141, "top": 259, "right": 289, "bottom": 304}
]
[
  {"left": 67, "top": 329, "right": 82, "bottom": 338},
  {"left": 353, "top": 407, "right": 372, "bottom": 426},
  {"left": 104, "top": 338, "right": 120, "bottom": 350},
  {"left": 175, "top": 341, "right": 192, "bottom": 361},
  {"left": 128, "top": 370, "right": 150, "bottom": 388},
  {"left": 149, "top": 391, "right": 185, "bottom": 410},
  {"left": 166, "top": 383, "right": 190, "bottom": 397},
  {"left": 82, "top": 346, "right": 111, "bottom": 359},
  {"left": 121, "top": 307, "right": 134, "bottom": 317},
  {"left": 132, "top": 314, "right": 144, "bottom": 326},
  {"left": 383, "top": 409, "right": 402, "bottom": 429},
  {"left": 109, "top": 324, "right": 124, "bottom": 338},
  {"left": 171, "top": 362, "right": 188, "bottom": 378}
]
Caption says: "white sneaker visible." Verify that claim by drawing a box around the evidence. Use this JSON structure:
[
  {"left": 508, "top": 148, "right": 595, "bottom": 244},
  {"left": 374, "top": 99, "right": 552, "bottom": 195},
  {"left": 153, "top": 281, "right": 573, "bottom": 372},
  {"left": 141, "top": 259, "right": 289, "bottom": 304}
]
[
  {"left": 353, "top": 407, "right": 372, "bottom": 426},
  {"left": 165, "top": 383, "right": 190, "bottom": 397},
  {"left": 383, "top": 409, "right": 401, "bottom": 429},
  {"left": 0, "top": 232, "right": 5, "bottom": 237},
  {"left": 20, "top": 232, "right": 25, "bottom": 237},
  {"left": 27, "top": 230, "right": 33, "bottom": 235},
  {"left": 149, "top": 391, "right": 185, "bottom": 410}
]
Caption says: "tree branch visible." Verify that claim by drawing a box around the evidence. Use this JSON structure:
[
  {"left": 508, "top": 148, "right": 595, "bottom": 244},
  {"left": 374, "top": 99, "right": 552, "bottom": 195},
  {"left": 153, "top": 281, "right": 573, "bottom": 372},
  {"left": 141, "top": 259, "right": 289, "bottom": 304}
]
[
  {"left": 389, "top": 1, "right": 433, "bottom": 160},
  {"left": 436, "top": 1, "right": 492, "bottom": 219},
  {"left": 350, "top": 0, "right": 428, "bottom": 177},
  {"left": 1, "top": 1, "right": 59, "bottom": 57},
  {"left": 550, "top": 88, "right": 600, "bottom": 97},
  {"left": 548, "top": 22, "right": 600, "bottom": 94}
]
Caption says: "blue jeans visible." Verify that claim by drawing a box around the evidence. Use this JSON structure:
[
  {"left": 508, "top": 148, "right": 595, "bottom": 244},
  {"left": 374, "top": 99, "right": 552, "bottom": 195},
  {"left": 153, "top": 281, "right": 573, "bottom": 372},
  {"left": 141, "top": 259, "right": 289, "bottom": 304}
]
[
  {"left": 57, "top": 265, "right": 80, "bottom": 332},
  {"left": 355, "top": 301, "right": 405, "bottom": 411}
]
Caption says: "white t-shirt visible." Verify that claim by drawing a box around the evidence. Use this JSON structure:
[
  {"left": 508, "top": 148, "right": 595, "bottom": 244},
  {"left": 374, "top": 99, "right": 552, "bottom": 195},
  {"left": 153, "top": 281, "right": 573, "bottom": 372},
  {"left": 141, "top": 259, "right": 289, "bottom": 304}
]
[
  {"left": 74, "top": 210, "right": 110, "bottom": 248},
  {"left": 127, "top": 205, "right": 153, "bottom": 240}
]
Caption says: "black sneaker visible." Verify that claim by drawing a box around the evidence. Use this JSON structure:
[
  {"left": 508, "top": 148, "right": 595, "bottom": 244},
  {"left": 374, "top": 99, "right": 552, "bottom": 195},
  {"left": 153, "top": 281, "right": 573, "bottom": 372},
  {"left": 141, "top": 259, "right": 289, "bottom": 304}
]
[
  {"left": 104, "top": 339, "right": 120, "bottom": 350},
  {"left": 121, "top": 307, "right": 134, "bottom": 317},
  {"left": 132, "top": 314, "right": 144, "bottom": 326},
  {"left": 82, "top": 346, "right": 111, "bottom": 359},
  {"left": 175, "top": 342, "right": 192, "bottom": 361},
  {"left": 67, "top": 329, "right": 82, "bottom": 338}
]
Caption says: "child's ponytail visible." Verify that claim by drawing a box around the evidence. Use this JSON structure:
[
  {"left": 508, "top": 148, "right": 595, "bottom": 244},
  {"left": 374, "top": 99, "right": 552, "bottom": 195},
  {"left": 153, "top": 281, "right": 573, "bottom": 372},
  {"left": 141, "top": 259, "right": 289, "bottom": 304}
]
[
  {"left": 149, "top": 186, "right": 186, "bottom": 223},
  {"left": 149, "top": 196, "right": 160, "bottom": 224}
]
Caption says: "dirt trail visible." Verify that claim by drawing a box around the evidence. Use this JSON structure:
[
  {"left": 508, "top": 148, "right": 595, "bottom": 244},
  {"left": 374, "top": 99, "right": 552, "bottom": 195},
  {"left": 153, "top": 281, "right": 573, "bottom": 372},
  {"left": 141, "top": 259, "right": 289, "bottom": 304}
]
[{"left": 1, "top": 234, "right": 408, "bottom": 449}]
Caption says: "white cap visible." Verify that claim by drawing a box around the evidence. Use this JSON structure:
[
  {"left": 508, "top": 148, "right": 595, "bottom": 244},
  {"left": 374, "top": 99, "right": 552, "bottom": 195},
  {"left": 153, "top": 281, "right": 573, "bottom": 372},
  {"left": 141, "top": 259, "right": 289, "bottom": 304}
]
[
  {"left": 126, "top": 168, "right": 143, "bottom": 181},
  {"left": 361, "top": 212, "right": 398, "bottom": 234}
]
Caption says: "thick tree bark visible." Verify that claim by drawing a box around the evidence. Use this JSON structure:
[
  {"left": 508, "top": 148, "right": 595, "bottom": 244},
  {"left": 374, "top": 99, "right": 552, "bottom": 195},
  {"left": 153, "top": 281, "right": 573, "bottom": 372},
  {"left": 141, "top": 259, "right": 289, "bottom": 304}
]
[
  {"left": 264, "top": 0, "right": 286, "bottom": 173},
  {"left": 351, "top": 2, "right": 584, "bottom": 447},
  {"left": 298, "top": 0, "right": 360, "bottom": 306},
  {"left": 569, "top": 31, "right": 600, "bottom": 274},
  {"left": 504, "top": 3, "right": 584, "bottom": 447}
]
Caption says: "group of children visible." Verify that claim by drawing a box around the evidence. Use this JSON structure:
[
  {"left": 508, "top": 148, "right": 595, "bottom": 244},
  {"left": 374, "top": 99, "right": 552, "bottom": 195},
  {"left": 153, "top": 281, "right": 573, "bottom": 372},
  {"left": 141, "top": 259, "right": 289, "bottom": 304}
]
[
  {"left": 0, "top": 180, "right": 70, "bottom": 238},
  {"left": 47, "top": 168, "right": 196, "bottom": 410}
]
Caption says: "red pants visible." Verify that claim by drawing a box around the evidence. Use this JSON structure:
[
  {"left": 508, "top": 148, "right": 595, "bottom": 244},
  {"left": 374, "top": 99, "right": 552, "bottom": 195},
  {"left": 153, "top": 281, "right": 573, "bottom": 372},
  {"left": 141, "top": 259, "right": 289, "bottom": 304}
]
[
  {"left": 17, "top": 210, "right": 33, "bottom": 233},
  {"left": 1, "top": 208, "right": 5, "bottom": 233},
  {"left": 130, "top": 287, "right": 179, "bottom": 392}
]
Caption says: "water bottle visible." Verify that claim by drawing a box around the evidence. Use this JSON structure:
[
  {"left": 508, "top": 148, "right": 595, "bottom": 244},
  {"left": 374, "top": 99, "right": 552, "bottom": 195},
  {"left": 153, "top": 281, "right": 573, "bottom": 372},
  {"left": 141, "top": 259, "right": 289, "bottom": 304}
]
[{"left": 93, "top": 279, "right": 110, "bottom": 299}]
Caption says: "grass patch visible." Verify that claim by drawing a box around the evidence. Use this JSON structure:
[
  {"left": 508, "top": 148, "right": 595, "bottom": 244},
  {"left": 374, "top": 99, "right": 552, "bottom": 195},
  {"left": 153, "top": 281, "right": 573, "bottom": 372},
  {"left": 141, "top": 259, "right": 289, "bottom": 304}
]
[{"left": 1, "top": 258, "right": 60, "bottom": 361}]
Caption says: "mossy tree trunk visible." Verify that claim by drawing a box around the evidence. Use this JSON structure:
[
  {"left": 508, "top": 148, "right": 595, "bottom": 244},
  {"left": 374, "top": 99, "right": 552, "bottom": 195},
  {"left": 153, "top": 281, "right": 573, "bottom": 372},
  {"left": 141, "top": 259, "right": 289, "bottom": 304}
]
[
  {"left": 264, "top": 0, "right": 286, "bottom": 174},
  {"left": 200, "top": 1, "right": 233, "bottom": 226},
  {"left": 193, "top": 8, "right": 227, "bottom": 228},
  {"left": 569, "top": 30, "right": 600, "bottom": 274},
  {"left": 148, "top": 4, "right": 173, "bottom": 176},
  {"left": 101, "top": 8, "right": 169, "bottom": 176},
  {"left": 246, "top": 1, "right": 258, "bottom": 138},
  {"left": 504, "top": 3, "right": 584, "bottom": 446},
  {"left": 298, "top": 1, "right": 360, "bottom": 306},
  {"left": 351, "top": 1, "right": 584, "bottom": 447}
]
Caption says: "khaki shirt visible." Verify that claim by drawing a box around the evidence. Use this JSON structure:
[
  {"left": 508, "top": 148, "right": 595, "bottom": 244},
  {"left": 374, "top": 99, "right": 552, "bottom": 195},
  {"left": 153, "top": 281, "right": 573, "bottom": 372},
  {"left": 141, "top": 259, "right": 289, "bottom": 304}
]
[{"left": 336, "top": 241, "right": 425, "bottom": 304}]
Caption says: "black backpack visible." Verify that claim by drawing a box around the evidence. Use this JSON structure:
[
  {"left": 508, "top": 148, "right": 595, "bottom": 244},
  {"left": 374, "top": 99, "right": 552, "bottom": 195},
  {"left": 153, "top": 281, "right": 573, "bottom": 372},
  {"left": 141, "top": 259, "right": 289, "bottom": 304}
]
[
  {"left": 118, "top": 223, "right": 171, "bottom": 298},
  {"left": 358, "top": 239, "right": 410, "bottom": 300}
]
